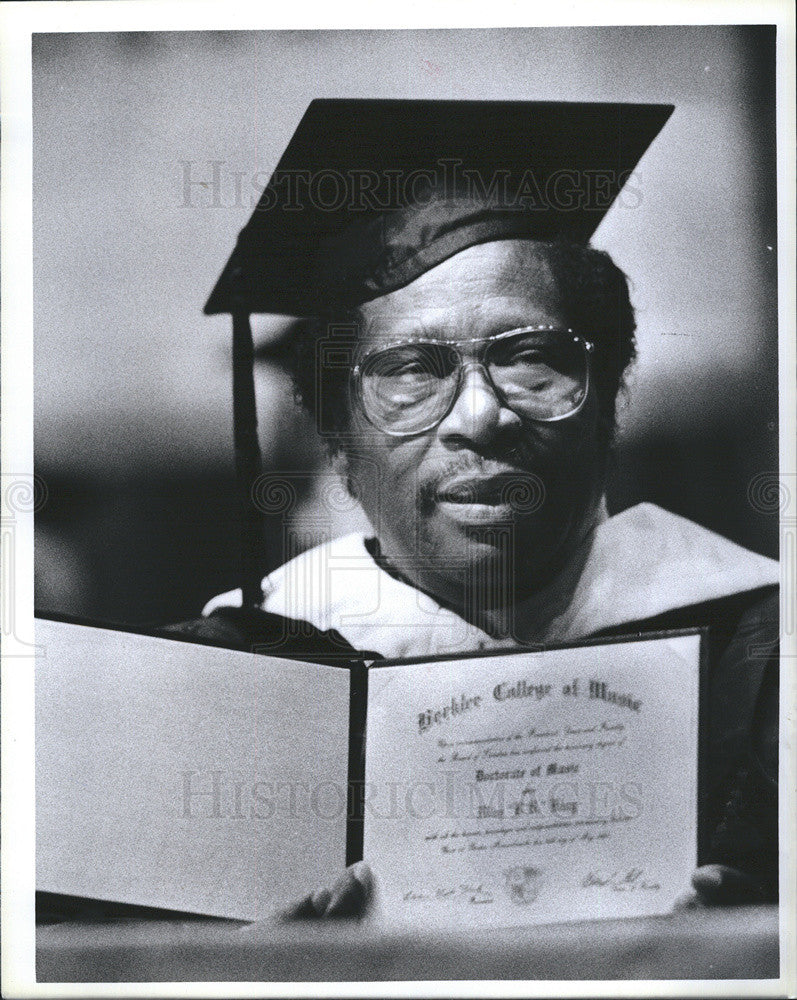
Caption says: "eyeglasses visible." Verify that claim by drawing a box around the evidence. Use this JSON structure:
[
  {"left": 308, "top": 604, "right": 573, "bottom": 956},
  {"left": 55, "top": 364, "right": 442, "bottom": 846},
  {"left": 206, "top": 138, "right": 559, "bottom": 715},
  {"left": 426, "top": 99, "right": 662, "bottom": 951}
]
[{"left": 351, "top": 326, "right": 594, "bottom": 437}]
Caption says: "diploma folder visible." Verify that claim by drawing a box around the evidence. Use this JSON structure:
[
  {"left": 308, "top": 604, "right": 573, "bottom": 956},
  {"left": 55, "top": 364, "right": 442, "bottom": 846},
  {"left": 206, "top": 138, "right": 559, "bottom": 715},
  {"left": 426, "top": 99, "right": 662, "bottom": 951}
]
[{"left": 36, "top": 617, "right": 708, "bottom": 927}]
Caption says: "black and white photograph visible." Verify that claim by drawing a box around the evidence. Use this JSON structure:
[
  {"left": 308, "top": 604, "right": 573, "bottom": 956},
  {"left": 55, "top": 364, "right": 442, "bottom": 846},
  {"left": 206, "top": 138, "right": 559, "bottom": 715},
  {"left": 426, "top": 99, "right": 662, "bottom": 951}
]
[{"left": 1, "top": 3, "right": 795, "bottom": 995}]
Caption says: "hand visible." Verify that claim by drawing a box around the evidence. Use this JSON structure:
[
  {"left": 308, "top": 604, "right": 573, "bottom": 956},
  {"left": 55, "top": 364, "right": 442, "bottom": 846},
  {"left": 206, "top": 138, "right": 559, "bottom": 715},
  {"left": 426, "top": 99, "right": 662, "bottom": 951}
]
[
  {"left": 675, "top": 864, "right": 769, "bottom": 909},
  {"left": 275, "top": 861, "right": 374, "bottom": 921}
]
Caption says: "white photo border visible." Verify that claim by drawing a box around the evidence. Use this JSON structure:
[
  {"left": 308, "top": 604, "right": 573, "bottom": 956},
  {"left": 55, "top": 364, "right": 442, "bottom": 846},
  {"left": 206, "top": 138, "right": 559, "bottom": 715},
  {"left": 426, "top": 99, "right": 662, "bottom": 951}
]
[{"left": 2, "top": 1, "right": 795, "bottom": 997}]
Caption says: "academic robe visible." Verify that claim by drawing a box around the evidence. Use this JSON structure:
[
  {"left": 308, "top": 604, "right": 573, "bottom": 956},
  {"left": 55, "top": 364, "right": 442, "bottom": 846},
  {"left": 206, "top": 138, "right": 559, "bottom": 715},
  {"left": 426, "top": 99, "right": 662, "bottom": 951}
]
[{"left": 171, "top": 503, "right": 780, "bottom": 898}]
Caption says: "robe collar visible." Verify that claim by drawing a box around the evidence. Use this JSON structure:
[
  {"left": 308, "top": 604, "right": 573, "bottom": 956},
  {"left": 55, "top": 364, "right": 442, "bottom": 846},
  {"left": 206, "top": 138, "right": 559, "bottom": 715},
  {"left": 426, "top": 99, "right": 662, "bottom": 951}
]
[{"left": 204, "top": 503, "right": 778, "bottom": 659}]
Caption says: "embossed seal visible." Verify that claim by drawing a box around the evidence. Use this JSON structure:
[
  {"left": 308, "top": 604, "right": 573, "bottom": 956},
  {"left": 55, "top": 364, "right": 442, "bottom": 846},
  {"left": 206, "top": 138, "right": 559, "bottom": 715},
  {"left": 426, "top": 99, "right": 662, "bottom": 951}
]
[{"left": 503, "top": 866, "right": 543, "bottom": 905}]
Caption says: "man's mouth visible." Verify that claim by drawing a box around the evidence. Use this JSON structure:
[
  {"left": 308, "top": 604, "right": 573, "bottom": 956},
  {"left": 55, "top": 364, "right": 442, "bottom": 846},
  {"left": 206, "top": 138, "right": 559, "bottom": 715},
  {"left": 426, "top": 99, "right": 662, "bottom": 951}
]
[{"left": 432, "top": 473, "right": 532, "bottom": 525}]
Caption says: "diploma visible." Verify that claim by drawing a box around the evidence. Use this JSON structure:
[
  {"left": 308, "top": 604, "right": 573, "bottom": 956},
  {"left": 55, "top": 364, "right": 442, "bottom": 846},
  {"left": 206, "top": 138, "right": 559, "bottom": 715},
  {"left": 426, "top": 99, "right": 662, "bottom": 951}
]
[
  {"left": 36, "top": 618, "right": 352, "bottom": 921},
  {"left": 363, "top": 632, "right": 705, "bottom": 929}
]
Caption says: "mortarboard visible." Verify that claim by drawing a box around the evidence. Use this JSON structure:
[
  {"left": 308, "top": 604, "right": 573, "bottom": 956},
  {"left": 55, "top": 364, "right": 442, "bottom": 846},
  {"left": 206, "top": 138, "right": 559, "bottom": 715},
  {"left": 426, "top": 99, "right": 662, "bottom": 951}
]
[{"left": 206, "top": 99, "right": 673, "bottom": 607}]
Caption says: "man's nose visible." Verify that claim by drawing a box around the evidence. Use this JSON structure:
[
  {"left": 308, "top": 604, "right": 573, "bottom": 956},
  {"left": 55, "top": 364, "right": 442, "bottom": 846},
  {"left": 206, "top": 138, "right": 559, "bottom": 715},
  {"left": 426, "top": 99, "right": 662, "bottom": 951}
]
[{"left": 436, "top": 363, "right": 520, "bottom": 446}]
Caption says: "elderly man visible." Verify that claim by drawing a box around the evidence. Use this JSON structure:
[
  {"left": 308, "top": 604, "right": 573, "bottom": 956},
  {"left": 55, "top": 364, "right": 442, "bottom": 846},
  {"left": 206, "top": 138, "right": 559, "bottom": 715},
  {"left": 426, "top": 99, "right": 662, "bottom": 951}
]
[{"left": 176, "top": 100, "right": 779, "bottom": 915}]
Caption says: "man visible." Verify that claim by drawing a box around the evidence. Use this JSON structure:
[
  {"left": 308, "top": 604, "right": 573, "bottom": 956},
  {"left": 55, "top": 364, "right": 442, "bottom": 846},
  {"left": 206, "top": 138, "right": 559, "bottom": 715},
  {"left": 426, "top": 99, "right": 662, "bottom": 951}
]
[{"left": 176, "top": 100, "right": 780, "bottom": 915}]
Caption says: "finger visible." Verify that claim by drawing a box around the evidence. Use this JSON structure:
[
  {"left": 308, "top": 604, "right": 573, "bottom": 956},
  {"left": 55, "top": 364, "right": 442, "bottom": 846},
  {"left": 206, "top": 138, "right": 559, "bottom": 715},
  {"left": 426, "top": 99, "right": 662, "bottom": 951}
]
[
  {"left": 324, "top": 874, "right": 366, "bottom": 918},
  {"left": 324, "top": 862, "right": 373, "bottom": 919},
  {"left": 273, "top": 885, "right": 332, "bottom": 922},
  {"left": 350, "top": 861, "right": 374, "bottom": 899},
  {"left": 272, "top": 892, "right": 318, "bottom": 921},
  {"left": 310, "top": 887, "right": 332, "bottom": 914},
  {"left": 691, "top": 864, "right": 766, "bottom": 905}
]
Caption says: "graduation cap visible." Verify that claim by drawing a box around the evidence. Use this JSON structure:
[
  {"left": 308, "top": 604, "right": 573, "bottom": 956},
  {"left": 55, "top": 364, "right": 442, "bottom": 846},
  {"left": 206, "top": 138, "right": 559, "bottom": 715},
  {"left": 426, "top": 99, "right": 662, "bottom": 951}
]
[{"left": 206, "top": 98, "right": 673, "bottom": 607}]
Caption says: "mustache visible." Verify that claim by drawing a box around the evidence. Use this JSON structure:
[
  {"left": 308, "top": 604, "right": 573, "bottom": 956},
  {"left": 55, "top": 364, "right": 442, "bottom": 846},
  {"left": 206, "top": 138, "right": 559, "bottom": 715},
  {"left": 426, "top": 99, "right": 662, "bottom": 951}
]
[{"left": 417, "top": 454, "right": 549, "bottom": 512}]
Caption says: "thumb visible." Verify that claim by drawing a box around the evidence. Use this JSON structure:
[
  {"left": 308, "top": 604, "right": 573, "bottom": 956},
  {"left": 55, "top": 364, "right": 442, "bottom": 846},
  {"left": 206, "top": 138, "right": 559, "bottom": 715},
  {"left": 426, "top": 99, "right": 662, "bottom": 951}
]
[{"left": 691, "top": 864, "right": 767, "bottom": 905}]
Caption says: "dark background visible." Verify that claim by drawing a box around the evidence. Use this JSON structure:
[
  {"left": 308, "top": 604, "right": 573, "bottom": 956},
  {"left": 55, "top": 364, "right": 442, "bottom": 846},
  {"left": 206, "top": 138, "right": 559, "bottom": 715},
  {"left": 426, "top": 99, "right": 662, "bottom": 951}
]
[{"left": 32, "top": 27, "right": 779, "bottom": 626}]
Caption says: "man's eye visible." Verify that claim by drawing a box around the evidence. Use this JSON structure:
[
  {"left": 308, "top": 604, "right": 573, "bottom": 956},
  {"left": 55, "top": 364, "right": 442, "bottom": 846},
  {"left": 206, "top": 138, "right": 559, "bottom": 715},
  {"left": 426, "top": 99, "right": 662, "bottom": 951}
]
[
  {"left": 510, "top": 351, "right": 546, "bottom": 364},
  {"left": 378, "top": 351, "right": 450, "bottom": 377},
  {"left": 374, "top": 361, "right": 436, "bottom": 383},
  {"left": 391, "top": 361, "right": 428, "bottom": 376}
]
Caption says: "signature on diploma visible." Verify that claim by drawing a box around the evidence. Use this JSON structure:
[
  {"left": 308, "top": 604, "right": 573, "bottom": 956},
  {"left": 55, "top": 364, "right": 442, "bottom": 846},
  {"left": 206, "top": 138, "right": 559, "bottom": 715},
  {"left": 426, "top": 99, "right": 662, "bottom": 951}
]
[
  {"left": 402, "top": 882, "right": 495, "bottom": 906},
  {"left": 581, "top": 867, "right": 661, "bottom": 891}
]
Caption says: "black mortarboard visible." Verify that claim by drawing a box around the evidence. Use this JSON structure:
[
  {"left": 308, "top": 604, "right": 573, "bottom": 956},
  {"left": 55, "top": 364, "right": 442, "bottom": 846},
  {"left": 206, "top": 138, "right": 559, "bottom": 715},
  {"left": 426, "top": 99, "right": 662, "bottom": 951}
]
[
  {"left": 207, "top": 99, "right": 673, "bottom": 606},
  {"left": 206, "top": 99, "right": 673, "bottom": 317}
]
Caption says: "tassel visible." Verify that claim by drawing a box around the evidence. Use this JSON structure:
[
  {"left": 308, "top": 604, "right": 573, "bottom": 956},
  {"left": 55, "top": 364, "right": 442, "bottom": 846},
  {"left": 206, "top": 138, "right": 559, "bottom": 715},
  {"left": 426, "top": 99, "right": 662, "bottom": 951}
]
[{"left": 230, "top": 267, "right": 265, "bottom": 608}]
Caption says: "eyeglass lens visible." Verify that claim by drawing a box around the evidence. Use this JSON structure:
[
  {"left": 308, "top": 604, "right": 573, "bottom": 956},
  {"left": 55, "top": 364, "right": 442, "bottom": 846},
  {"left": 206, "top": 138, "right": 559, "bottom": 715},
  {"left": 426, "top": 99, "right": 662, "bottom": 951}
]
[{"left": 358, "top": 332, "right": 588, "bottom": 433}]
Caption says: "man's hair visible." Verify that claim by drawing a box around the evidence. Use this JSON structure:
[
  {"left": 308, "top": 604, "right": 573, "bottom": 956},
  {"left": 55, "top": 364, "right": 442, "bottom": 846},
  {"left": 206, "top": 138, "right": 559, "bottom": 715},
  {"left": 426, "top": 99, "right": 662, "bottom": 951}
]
[{"left": 289, "top": 240, "right": 636, "bottom": 451}]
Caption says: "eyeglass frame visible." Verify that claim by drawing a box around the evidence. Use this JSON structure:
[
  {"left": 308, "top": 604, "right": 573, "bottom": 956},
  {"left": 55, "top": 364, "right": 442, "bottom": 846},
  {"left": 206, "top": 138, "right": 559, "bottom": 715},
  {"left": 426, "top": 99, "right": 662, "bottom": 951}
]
[{"left": 350, "top": 325, "right": 595, "bottom": 437}]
